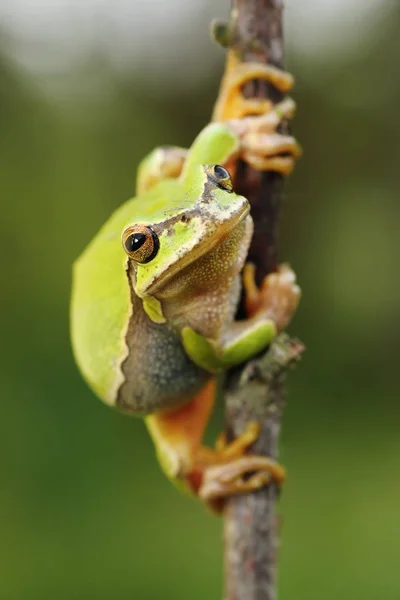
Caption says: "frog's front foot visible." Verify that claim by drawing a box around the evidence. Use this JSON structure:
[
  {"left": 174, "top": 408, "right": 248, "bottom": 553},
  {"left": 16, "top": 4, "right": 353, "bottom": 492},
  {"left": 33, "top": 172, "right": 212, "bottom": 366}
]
[
  {"left": 230, "top": 98, "right": 302, "bottom": 175},
  {"left": 243, "top": 263, "right": 301, "bottom": 331}
]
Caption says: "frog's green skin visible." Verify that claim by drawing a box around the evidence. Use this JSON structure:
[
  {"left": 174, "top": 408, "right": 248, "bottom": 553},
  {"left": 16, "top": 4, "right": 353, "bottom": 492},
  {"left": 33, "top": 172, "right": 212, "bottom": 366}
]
[
  {"left": 71, "top": 54, "right": 302, "bottom": 504},
  {"left": 71, "top": 122, "right": 282, "bottom": 494}
]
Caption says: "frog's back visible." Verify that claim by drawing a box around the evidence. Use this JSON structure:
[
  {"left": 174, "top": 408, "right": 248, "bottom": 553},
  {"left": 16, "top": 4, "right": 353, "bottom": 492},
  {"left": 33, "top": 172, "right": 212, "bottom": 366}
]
[{"left": 70, "top": 180, "right": 183, "bottom": 406}]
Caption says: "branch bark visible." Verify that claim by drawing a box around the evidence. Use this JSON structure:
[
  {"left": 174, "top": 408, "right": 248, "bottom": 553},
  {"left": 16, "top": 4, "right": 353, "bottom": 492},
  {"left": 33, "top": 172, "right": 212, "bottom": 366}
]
[
  {"left": 217, "top": 2, "right": 304, "bottom": 600},
  {"left": 231, "top": 0, "right": 287, "bottom": 279}
]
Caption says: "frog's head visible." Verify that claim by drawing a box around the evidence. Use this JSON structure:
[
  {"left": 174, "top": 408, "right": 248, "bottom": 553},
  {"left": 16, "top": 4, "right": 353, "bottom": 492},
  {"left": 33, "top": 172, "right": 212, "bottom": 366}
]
[{"left": 122, "top": 165, "right": 250, "bottom": 296}]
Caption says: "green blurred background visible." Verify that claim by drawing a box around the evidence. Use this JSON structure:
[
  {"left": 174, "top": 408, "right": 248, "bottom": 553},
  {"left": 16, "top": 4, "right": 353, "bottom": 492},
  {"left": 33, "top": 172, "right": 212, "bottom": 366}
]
[{"left": 1, "top": 1, "right": 399, "bottom": 598}]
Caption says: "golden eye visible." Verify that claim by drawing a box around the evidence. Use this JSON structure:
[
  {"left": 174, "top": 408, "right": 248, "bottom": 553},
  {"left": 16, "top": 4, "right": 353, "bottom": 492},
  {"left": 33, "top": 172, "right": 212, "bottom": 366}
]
[
  {"left": 122, "top": 225, "right": 159, "bottom": 263},
  {"left": 212, "top": 165, "right": 233, "bottom": 192}
]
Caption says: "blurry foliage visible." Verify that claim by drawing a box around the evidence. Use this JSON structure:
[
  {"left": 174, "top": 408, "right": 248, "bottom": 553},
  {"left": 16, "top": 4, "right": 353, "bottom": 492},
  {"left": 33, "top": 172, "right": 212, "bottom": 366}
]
[{"left": 1, "top": 5, "right": 400, "bottom": 600}]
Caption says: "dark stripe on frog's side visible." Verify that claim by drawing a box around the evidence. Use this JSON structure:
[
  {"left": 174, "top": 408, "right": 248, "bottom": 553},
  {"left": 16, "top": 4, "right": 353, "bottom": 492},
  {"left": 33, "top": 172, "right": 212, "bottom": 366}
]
[{"left": 116, "top": 260, "right": 209, "bottom": 415}]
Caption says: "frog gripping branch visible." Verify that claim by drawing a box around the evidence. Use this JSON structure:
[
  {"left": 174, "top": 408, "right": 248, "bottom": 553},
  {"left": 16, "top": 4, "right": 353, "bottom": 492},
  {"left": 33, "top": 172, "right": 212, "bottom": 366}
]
[{"left": 70, "top": 0, "right": 301, "bottom": 586}]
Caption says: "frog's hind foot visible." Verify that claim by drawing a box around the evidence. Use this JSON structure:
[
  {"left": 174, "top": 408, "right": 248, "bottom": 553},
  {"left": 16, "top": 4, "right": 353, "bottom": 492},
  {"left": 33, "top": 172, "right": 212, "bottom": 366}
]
[
  {"left": 194, "top": 422, "right": 285, "bottom": 509},
  {"left": 199, "top": 455, "right": 285, "bottom": 503},
  {"left": 229, "top": 97, "right": 302, "bottom": 175},
  {"left": 213, "top": 55, "right": 294, "bottom": 122},
  {"left": 146, "top": 386, "right": 286, "bottom": 513}
]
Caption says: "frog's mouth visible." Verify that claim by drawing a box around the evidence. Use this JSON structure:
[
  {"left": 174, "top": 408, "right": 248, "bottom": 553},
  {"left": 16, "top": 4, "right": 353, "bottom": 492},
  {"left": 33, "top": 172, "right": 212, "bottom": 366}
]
[{"left": 143, "top": 201, "right": 250, "bottom": 295}]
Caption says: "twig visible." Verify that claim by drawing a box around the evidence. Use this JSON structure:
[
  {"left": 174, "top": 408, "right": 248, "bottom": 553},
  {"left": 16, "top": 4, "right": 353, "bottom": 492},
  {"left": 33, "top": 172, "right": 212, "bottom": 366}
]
[
  {"left": 224, "top": 335, "right": 303, "bottom": 600},
  {"left": 214, "top": 2, "right": 304, "bottom": 600}
]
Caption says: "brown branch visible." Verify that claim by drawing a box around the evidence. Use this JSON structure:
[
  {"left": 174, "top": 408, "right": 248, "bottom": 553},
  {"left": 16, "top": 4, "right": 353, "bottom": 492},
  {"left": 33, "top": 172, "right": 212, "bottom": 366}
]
[
  {"left": 214, "top": 2, "right": 304, "bottom": 600},
  {"left": 223, "top": 335, "right": 303, "bottom": 600},
  {"left": 233, "top": 0, "right": 287, "bottom": 280}
]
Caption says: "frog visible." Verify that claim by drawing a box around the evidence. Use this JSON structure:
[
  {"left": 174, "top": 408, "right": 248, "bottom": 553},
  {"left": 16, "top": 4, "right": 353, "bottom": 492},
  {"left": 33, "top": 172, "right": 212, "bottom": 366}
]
[{"left": 70, "top": 58, "right": 301, "bottom": 507}]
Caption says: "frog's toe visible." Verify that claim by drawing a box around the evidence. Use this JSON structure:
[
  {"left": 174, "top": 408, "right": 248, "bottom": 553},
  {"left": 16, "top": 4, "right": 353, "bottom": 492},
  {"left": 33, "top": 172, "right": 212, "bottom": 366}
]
[
  {"left": 243, "top": 154, "right": 296, "bottom": 175},
  {"left": 213, "top": 421, "right": 261, "bottom": 460},
  {"left": 242, "top": 133, "right": 301, "bottom": 158},
  {"left": 243, "top": 263, "right": 301, "bottom": 329},
  {"left": 199, "top": 454, "right": 286, "bottom": 504},
  {"left": 227, "top": 97, "right": 301, "bottom": 175},
  {"left": 212, "top": 60, "right": 294, "bottom": 121},
  {"left": 223, "top": 96, "right": 274, "bottom": 121}
]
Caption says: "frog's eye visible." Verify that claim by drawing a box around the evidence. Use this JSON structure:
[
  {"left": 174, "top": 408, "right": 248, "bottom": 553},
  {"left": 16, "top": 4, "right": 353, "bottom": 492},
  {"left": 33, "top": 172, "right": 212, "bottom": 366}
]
[
  {"left": 122, "top": 225, "right": 159, "bottom": 263},
  {"left": 212, "top": 165, "right": 233, "bottom": 193}
]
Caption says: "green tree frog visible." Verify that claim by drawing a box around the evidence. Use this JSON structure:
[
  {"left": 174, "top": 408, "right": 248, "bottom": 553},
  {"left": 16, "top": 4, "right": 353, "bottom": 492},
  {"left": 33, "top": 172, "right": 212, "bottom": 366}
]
[{"left": 71, "top": 59, "right": 301, "bottom": 506}]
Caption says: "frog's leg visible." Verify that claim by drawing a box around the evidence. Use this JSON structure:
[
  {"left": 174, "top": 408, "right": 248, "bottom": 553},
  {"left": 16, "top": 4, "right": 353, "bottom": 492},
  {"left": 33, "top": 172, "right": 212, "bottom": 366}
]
[
  {"left": 181, "top": 264, "right": 300, "bottom": 373},
  {"left": 145, "top": 379, "right": 285, "bottom": 510},
  {"left": 136, "top": 146, "right": 188, "bottom": 195},
  {"left": 149, "top": 267, "right": 299, "bottom": 508},
  {"left": 212, "top": 52, "right": 294, "bottom": 122}
]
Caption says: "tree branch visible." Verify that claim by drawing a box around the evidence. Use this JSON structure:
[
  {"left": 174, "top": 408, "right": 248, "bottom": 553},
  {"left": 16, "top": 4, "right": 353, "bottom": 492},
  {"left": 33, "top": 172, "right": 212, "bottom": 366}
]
[
  {"left": 233, "top": 0, "right": 286, "bottom": 279},
  {"left": 224, "top": 335, "right": 303, "bottom": 600},
  {"left": 215, "top": 2, "right": 304, "bottom": 600}
]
